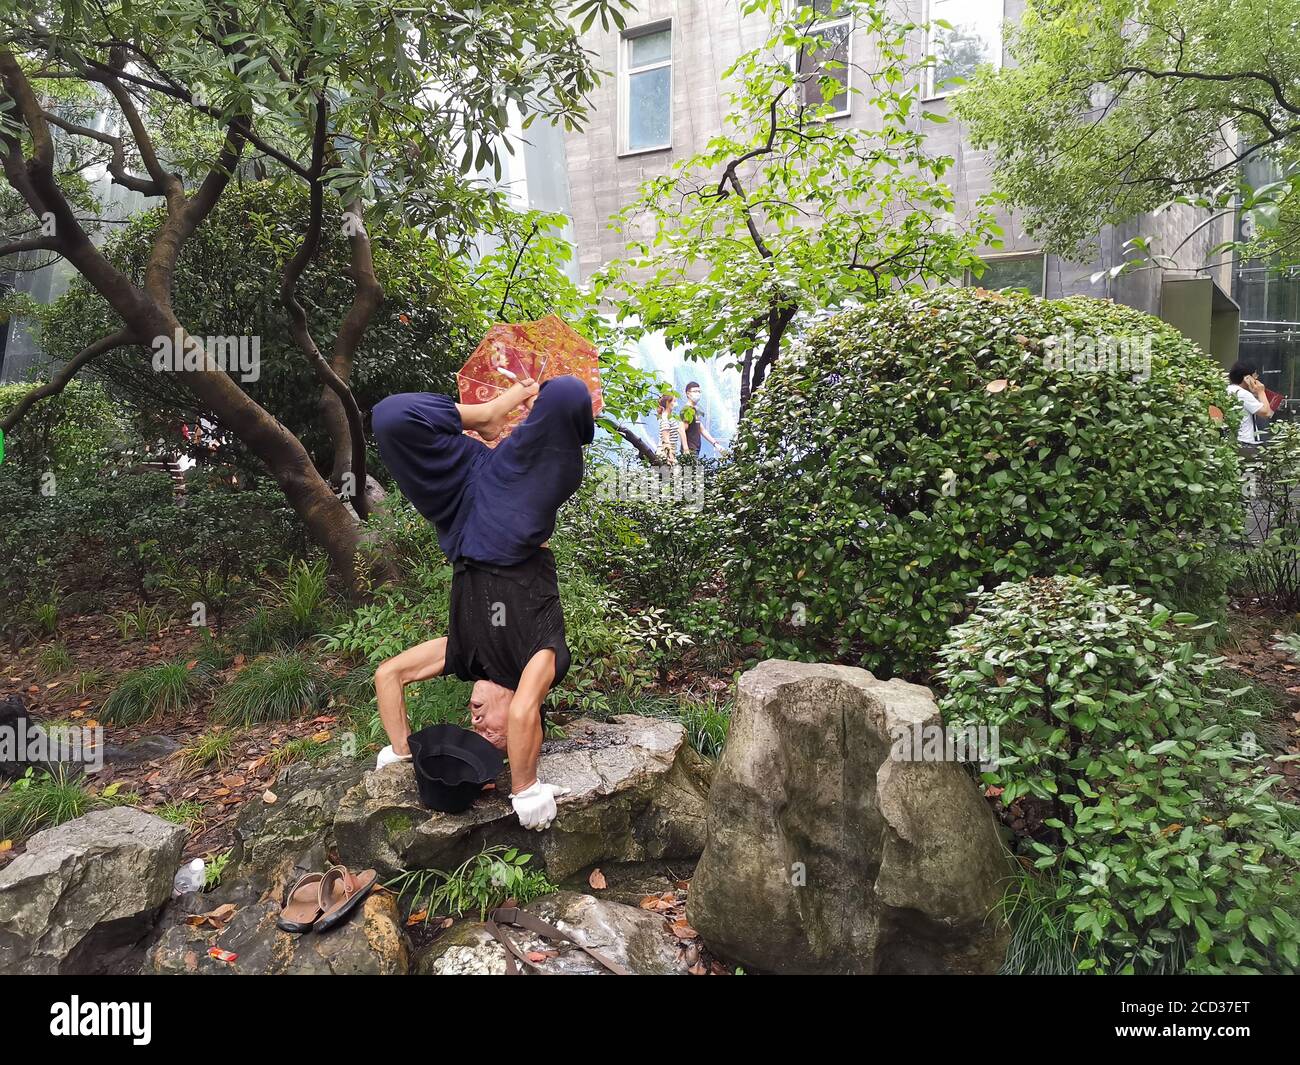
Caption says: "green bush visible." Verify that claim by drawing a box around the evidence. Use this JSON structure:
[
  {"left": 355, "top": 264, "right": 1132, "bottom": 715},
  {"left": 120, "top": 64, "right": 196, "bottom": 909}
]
[
  {"left": 0, "top": 463, "right": 300, "bottom": 610},
  {"left": 322, "top": 559, "right": 454, "bottom": 665},
  {"left": 0, "top": 468, "right": 174, "bottom": 605},
  {"left": 936, "top": 576, "right": 1300, "bottom": 974},
  {"left": 722, "top": 288, "right": 1242, "bottom": 676},
  {"left": 0, "top": 379, "right": 128, "bottom": 490},
  {"left": 554, "top": 450, "right": 718, "bottom": 616},
  {"left": 1236, "top": 421, "right": 1300, "bottom": 609}
]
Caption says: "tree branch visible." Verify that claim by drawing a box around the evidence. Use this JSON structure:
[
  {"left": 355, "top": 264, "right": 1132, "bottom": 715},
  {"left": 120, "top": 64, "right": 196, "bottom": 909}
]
[
  {"left": 279, "top": 97, "right": 371, "bottom": 517},
  {"left": 0, "top": 329, "right": 135, "bottom": 433}
]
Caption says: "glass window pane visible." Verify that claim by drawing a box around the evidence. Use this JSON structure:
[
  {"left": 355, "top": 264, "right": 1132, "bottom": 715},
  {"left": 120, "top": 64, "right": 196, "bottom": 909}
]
[
  {"left": 630, "top": 29, "right": 671, "bottom": 68},
  {"left": 799, "top": 0, "right": 840, "bottom": 14},
  {"left": 628, "top": 65, "right": 671, "bottom": 150},
  {"left": 930, "top": 0, "right": 1002, "bottom": 94},
  {"left": 797, "top": 20, "right": 850, "bottom": 111},
  {"left": 974, "top": 255, "right": 1043, "bottom": 295}
]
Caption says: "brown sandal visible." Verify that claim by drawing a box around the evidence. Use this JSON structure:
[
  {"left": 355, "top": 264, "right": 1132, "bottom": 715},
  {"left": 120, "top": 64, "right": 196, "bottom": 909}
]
[
  {"left": 315, "top": 866, "right": 377, "bottom": 933},
  {"left": 276, "top": 871, "right": 326, "bottom": 933}
]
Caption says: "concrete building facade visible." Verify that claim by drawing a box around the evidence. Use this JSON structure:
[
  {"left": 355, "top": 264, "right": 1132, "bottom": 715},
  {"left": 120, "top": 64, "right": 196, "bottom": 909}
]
[{"left": 557, "top": 0, "right": 1245, "bottom": 369}]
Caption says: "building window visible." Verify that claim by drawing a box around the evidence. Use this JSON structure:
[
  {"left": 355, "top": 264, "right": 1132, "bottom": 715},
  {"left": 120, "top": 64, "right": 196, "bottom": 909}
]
[
  {"left": 794, "top": 0, "right": 852, "bottom": 116},
  {"left": 966, "top": 253, "right": 1045, "bottom": 296},
  {"left": 621, "top": 22, "right": 672, "bottom": 155},
  {"left": 926, "top": 0, "right": 1003, "bottom": 99}
]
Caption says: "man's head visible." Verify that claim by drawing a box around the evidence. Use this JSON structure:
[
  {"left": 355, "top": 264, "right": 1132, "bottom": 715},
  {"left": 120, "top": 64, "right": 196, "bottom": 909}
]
[
  {"left": 684, "top": 381, "right": 701, "bottom": 404},
  {"left": 469, "top": 679, "right": 514, "bottom": 750},
  {"left": 1229, "top": 362, "right": 1257, "bottom": 385}
]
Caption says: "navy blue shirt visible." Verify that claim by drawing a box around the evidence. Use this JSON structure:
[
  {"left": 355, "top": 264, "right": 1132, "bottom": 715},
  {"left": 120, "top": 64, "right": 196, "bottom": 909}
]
[{"left": 372, "top": 375, "right": 594, "bottom": 566}]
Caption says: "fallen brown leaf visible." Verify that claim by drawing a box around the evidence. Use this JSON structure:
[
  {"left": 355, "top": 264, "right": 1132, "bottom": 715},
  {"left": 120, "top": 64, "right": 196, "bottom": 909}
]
[{"left": 588, "top": 868, "right": 607, "bottom": 890}]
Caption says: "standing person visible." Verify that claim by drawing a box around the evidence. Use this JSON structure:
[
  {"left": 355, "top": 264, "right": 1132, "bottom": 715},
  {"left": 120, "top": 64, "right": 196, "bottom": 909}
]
[
  {"left": 369, "top": 374, "right": 595, "bottom": 832},
  {"left": 680, "top": 381, "right": 721, "bottom": 456},
  {"left": 1227, "top": 362, "right": 1274, "bottom": 454},
  {"left": 656, "top": 392, "right": 685, "bottom": 464}
]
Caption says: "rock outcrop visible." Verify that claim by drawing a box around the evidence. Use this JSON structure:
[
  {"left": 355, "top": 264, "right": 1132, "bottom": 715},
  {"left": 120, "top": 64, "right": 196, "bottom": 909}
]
[
  {"left": 232, "top": 756, "right": 368, "bottom": 894},
  {"left": 333, "top": 716, "right": 711, "bottom": 881},
  {"left": 415, "top": 890, "right": 686, "bottom": 975},
  {"left": 687, "top": 660, "right": 1008, "bottom": 974},
  {"left": 0, "top": 807, "right": 186, "bottom": 974},
  {"left": 147, "top": 883, "right": 408, "bottom": 975}
]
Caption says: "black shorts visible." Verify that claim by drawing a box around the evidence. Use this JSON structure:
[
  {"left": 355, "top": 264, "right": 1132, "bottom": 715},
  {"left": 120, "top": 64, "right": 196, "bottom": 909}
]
[{"left": 444, "top": 548, "right": 571, "bottom": 691}]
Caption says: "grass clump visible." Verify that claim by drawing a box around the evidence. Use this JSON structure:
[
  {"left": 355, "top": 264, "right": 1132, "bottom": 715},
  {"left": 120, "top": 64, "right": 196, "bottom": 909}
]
[
  {"left": 101, "top": 661, "right": 196, "bottom": 725},
  {"left": 178, "top": 730, "right": 235, "bottom": 774},
  {"left": 212, "top": 651, "right": 328, "bottom": 724}
]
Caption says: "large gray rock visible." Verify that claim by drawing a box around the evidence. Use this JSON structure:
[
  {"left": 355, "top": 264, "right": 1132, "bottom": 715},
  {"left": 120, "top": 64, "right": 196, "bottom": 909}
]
[
  {"left": 0, "top": 807, "right": 186, "bottom": 974},
  {"left": 335, "top": 716, "right": 711, "bottom": 882},
  {"left": 415, "top": 890, "right": 686, "bottom": 975},
  {"left": 687, "top": 660, "right": 1008, "bottom": 975},
  {"left": 146, "top": 889, "right": 408, "bottom": 975},
  {"left": 232, "top": 756, "right": 368, "bottom": 894}
]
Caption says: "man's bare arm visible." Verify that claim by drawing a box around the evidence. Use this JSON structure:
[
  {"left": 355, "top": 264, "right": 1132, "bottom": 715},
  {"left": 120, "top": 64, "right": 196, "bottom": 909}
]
[
  {"left": 374, "top": 637, "right": 447, "bottom": 756},
  {"left": 506, "top": 648, "right": 556, "bottom": 793}
]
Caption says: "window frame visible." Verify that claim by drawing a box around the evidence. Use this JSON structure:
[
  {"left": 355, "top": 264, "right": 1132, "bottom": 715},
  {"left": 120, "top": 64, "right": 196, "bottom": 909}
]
[
  {"left": 619, "top": 20, "right": 674, "bottom": 158},
  {"left": 789, "top": 2, "right": 854, "bottom": 119},
  {"left": 965, "top": 251, "right": 1048, "bottom": 296},
  {"left": 924, "top": 0, "right": 1004, "bottom": 102}
]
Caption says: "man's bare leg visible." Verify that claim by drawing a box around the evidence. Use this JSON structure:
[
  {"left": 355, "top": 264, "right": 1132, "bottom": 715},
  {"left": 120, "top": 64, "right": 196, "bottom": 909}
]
[{"left": 374, "top": 637, "right": 447, "bottom": 757}]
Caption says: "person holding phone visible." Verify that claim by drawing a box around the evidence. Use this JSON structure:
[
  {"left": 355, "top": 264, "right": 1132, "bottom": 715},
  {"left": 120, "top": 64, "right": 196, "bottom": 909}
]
[{"left": 1227, "top": 362, "right": 1274, "bottom": 452}]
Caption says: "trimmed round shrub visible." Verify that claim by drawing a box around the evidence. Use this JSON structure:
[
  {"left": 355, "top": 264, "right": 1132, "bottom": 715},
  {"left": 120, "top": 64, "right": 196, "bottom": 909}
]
[
  {"left": 936, "top": 575, "right": 1300, "bottom": 975},
  {"left": 720, "top": 287, "right": 1241, "bottom": 676}
]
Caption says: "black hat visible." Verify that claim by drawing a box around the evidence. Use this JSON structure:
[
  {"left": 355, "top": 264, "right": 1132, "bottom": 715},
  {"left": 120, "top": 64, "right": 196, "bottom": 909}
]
[{"left": 407, "top": 724, "right": 504, "bottom": 813}]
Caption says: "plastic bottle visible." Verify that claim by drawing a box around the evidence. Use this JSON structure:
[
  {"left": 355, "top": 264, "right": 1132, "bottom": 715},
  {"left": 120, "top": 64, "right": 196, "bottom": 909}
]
[{"left": 172, "top": 858, "right": 205, "bottom": 896}]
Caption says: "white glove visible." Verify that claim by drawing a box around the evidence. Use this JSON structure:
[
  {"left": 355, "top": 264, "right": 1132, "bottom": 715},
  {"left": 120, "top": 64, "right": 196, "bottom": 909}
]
[
  {"left": 376, "top": 744, "right": 412, "bottom": 770},
  {"left": 511, "top": 780, "right": 571, "bottom": 832}
]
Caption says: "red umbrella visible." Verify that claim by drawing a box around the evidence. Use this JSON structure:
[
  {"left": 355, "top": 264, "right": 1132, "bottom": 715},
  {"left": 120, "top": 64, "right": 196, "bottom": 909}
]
[{"left": 457, "top": 315, "right": 603, "bottom": 446}]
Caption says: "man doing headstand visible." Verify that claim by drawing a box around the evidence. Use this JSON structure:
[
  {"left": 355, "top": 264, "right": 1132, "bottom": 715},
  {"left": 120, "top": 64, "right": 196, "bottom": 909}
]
[{"left": 369, "top": 374, "right": 594, "bottom": 832}]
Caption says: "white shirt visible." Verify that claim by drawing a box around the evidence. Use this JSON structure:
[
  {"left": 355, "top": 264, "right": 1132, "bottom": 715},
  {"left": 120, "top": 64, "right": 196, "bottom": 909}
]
[{"left": 1227, "top": 383, "right": 1264, "bottom": 444}]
